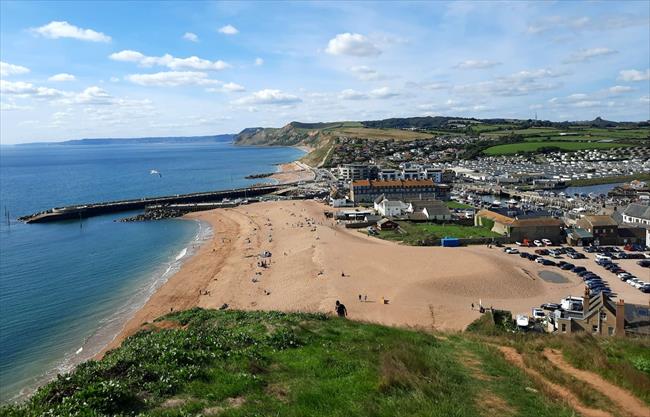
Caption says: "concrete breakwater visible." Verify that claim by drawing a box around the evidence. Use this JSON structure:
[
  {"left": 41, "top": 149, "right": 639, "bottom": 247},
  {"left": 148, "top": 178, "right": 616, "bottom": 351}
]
[{"left": 18, "top": 185, "right": 282, "bottom": 223}]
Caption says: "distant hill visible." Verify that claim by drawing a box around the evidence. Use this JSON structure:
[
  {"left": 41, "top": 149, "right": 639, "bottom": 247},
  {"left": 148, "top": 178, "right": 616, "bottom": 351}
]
[{"left": 22, "top": 134, "right": 236, "bottom": 146}]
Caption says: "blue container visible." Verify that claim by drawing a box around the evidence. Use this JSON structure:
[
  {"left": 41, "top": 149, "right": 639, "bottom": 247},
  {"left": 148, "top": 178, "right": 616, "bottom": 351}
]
[{"left": 441, "top": 237, "right": 460, "bottom": 247}]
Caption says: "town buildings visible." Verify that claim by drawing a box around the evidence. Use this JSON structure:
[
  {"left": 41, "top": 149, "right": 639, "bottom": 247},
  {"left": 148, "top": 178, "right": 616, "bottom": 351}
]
[
  {"left": 474, "top": 208, "right": 564, "bottom": 242},
  {"left": 576, "top": 215, "right": 619, "bottom": 246},
  {"left": 350, "top": 179, "right": 451, "bottom": 204}
]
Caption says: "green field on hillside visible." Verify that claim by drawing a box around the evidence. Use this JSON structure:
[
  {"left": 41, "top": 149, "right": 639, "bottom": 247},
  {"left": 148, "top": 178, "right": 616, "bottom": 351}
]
[{"left": 483, "top": 141, "right": 631, "bottom": 155}]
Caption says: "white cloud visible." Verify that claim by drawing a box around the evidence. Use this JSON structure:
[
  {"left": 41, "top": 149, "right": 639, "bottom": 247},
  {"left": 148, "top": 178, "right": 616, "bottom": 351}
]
[
  {"left": 109, "top": 76, "right": 120, "bottom": 83},
  {"left": 61, "top": 86, "right": 113, "bottom": 105},
  {"left": 528, "top": 15, "right": 649, "bottom": 34},
  {"left": 565, "top": 48, "right": 617, "bottom": 63},
  {"left": 1, "top": 61, "right": 30, "bottom": 77},
  {"left": 48, "top": 73, "right": 76, "bottom": 82},
  {"left": 31, "top": 21, "right": 111, "bottom": 42},
  {"left": 339, "top": 89, "right": 367, "bottom": 100},
  {"left": 0, "top": 80, "right": 64, "bottom": 98},
  {"left": 456, "top": 68, "right": 565, "bottom": 97},
  {"left": 640, "top": 96, "right": 650, "bottom": 103},
  {"left": 234, "top": 89, "right": 301, "bottom": 105},
  {"left": 221, "top": 82, "right": 245, "bottom": 92},
  {"left": 349, "top": 65, "right": 380, "bottom": 81},
  {"left": 369, "top": 87, "right": 399, "bottom": 99},
  {"left": 338, "top": 87, "right": 399, "bottom": 100},
  {"left": 183, "top": 32, "right": 199, "bottom": 42},
  {"left": 218, "top": 24, "right": 239, "bottom": 35},
  {"left": 618, "top": 69, "right": 650, "bottom": 82},
  {"left": 126, "top": 71, "right": 220, "bottom": 87},
  {"left": 1, "top": 102, "right": 33, "bottom": 111},
  {"left": 110, "top": 50, "right": 230, "bottom": 71},
  {"left": 455, "top": 60, "right": 500, "bottom": 69},
  {"left": 608, "top": 85, "right": 634, "bottom": 94},
  {"left": 254, "top": 57, "right": 264, "bottom": 66},
  {"left": 567, "top": 93, "right": 588, "bottom": 101},
  {"left": 325, "top": 33, "right": 381, "bottom": 57},
  {"left": 572, "top": 100, "right": 601, "bottom": 108}
]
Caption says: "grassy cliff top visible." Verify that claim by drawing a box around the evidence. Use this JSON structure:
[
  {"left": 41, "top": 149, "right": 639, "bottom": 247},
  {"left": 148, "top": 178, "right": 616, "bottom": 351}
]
[{"left": 2, "top": 309, "right": 648, "bottom": 417}]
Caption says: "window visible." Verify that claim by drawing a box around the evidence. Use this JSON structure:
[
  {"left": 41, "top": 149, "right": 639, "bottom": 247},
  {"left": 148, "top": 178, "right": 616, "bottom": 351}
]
[
  {"left": 592, "top": 325, "right": 598, "bottom": 333},
  {"left": 600, "top": 312, "right": 607, "bottom": 321},
  {"left": 608, "top": 327, "right": 614, "bottom": 336},
  {"left": 561, "top": 323, "right": 566, "bottom": 332}
]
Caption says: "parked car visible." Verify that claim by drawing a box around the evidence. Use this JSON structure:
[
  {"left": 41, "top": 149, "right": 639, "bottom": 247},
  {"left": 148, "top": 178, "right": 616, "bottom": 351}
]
[
  {"left": 540, "top": 303, "right": 561, "bottom": 311},
  {"left": 567, "top": 252, "right": 586, "bottom": 259},
  {"left": 535, "top": 249, "right": 549, "bottom": 255},
  {"left": 638, "top": 260, "right": 650, "bottom": 268},
  {"left": 574, "top": 268, "right": 589, "bottom": 275},
  {"left": 542, "top": 239, "right": 552, "bottom": 246},
  {"left": 534, "top": 240, "right": 543, "bottom": 247},
  {"left": 560, "top": 263, "right": 575, "bottom": 270},
  {"left": 505, "top": 248, "right": 519, "bottom": 254}
]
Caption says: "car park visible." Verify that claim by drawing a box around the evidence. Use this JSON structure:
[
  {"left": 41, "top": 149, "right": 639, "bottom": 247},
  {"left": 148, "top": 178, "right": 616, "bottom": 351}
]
[{"left": 638, "top": 260, "right": 650, "bottom": 268}]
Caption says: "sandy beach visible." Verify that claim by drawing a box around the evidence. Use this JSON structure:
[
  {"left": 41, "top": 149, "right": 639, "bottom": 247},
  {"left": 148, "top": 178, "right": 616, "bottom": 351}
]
[
  {"left": 269, "top": 161, "right": 315, "bottom": 184},
  {"left": 100, "top": 199, "right": 650, "bottom": 356}
]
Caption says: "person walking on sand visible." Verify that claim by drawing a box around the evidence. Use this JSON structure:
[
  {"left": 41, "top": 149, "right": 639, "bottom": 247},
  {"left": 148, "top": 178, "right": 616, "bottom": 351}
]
[
  {"left": 359, "top": 294, "right": 362, "bottom": 302},
  {"left": 335, "top": 300, "right": 347, "bottom": 318}
]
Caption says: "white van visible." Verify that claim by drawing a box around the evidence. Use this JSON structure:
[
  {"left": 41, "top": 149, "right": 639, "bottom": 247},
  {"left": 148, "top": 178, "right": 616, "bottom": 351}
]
[{"left": 595, "top": 254, "right": 612, "bottom": 262}]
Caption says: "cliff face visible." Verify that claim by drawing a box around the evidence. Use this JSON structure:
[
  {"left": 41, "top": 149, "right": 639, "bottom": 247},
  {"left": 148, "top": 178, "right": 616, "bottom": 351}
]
[{"left": 234, "top": 122, "right": 335, "bottom": 147}]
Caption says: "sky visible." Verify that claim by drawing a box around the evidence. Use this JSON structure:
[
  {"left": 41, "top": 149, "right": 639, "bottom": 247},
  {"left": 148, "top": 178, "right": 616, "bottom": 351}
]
[{"left": 1, "top": 1, "right": 649, "bottom": 144}]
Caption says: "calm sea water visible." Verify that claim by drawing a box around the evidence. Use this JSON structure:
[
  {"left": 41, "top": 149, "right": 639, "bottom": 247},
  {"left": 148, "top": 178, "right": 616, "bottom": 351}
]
[{"left": 0, "top": 141, "right": 304, "bottom": 402}]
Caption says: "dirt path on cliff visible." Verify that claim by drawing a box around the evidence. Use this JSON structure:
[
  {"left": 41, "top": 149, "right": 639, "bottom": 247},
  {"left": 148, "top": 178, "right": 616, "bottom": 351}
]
[
  {"left": 543, "top": 349, "right": 649, "bottom": 417},
  {"left": 498, "top": 346, "right": 613, "bottom": 417}
]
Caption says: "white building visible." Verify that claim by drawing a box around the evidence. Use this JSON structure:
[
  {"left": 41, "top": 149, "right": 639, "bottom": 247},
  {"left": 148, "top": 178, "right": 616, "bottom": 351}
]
[
  {"left": 622, "top": 203, "right": 650, "bottom": 226},
  {"left": 373, "top": 195, "right": 408, "bottom": 217}
]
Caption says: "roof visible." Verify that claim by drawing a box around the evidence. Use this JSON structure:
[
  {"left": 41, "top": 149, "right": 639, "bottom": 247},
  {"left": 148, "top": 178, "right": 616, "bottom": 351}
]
[
  {"left": 568, "top": 227, "right": 593, "bottom": 239},
  {"left": 351, "top": 179, "right": 436, "bottom": 189},
  {"left": 476, "top": 208, "right": 561, "bottom": 227},
  {"left": 511, "top": 217, "right": 563, "bottom": 227},
  {"left": 377, "top": 218, "right": 398, "bottom": 225},
  {"left": 623, "top": 203, "right": 650, "bottom": 221},
  {"left": 581, "top": 215, "right": 618, "bottom": 227}
]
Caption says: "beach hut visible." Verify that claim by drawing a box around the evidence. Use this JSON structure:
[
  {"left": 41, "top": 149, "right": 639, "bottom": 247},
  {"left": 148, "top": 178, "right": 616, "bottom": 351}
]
[{"left": 377, "top": 218, "right": 398, "bottom": 231}]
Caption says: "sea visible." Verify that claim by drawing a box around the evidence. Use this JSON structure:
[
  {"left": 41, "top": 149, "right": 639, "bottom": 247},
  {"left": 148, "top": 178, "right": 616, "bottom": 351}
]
[{"left": 0, "top": 140, "right": 304, "bottom": 402}]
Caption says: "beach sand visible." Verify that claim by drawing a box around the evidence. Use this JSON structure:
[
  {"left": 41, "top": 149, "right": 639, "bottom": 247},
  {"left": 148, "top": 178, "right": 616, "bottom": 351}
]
[
  {"left": 269, "top": 161, "right": 315, "bottom": 184},
  {"left": 101, "top": 199, "right": 644, "bottom": 356}
]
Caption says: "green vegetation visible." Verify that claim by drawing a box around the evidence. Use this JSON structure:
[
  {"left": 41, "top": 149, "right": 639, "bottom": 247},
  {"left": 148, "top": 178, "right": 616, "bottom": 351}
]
[
  {"left": 1, "top": 309, "right": 581, "bottom": 417},
  {"left": 375, "top": 221, "right": 500, "bottom": 245},
  {"left": 466, "top": 316, "right": 650, "bottom": 407},
  {"left": 445, "top": 201, "right": 475, "bottom": 209},
  {"left": 565, "top": 173, "right": 650, "bottom": 187},
  {"left": 4, "top": 309, "right": 649, "bottom": 416},
  {"left": 483, "top": 140, "right": 631, "bottom": 155}
]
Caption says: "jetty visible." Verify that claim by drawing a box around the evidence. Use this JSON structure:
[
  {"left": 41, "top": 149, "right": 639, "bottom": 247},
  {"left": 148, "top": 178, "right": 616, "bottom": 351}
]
[{"left": 18, "top": 185, "right": 283, "bottom": 223}]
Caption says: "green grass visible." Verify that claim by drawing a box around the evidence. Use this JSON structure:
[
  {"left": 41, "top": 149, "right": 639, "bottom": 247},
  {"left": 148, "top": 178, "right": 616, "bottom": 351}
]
[
  {"left": 445, "top": 201, "right": 475, "bottom": 209},
  {"left": 0, "top": 309, "right": 581, "bottom": 417},
  {"left": 483, "top": 140, "right": 631, "bottom": 155},
  {"left": 375, "top": 221, "right": 499, "bottom": 245},
  {"left": 565, "top": 173, "right": 650, "bottom": 187}
]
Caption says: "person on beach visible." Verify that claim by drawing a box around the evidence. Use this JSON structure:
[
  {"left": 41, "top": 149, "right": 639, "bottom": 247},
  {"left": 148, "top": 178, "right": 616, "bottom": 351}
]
[
  {"left": 335, "top": 300, "right": 347, "bottom": 318},
  {"left": 359, "top": 294, "right": 362, "bottom": 302}
]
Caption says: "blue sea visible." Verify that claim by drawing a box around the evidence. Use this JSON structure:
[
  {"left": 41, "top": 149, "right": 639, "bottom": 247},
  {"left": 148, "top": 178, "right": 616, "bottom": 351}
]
[{"left": 0, "top": 140, "right": 304, "bottom": 402}]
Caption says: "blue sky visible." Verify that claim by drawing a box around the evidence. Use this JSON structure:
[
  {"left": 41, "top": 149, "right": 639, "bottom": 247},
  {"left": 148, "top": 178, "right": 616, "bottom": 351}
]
[{"left": 1, "top": 1, "right": 649, "bottom": 144}]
